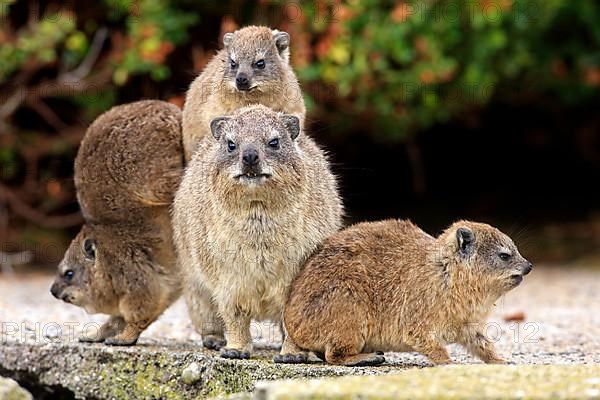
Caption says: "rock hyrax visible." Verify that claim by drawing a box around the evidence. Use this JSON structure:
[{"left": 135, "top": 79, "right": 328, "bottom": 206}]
[
  {"left": 182, "top": 25, "right": 305, "bottom": 161},
  {"left": 173, "top": 104, "right": 342, "bottom": 358},
  {"left": 278, "top": 220, "right": 533, "bottom": 366},
  {"left": 50, "top": 100, "right": 184, "bottom": 345}
]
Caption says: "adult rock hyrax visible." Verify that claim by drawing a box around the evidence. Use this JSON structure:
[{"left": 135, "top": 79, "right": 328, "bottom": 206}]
[
  {"left": 182, "top": 25, "right": 305, "bottom": 161},
  {"left": 50, "top": 100, "right": 184, "bottom": 345},
  {"left": 173, "top": 104, "right": 342, "bottom": 358},
  {"left": 278, "top": 219, "right": 533, "bottom": 366}
]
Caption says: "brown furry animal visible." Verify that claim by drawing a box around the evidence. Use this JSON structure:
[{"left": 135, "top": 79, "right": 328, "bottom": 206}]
[
  {"left": 182, "top": 25, "right": 305, "bottom": 161},
  {"left": 278, "top": 220, "right": 533, "bottom": 366},
  {"left": 173, "top": 104, "right": 342, "bottom": 358},
  {"left": 50, "top": 100, "right": 184, "bottom": 345}
]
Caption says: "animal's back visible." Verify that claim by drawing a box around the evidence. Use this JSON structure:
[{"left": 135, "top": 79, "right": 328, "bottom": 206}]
[{"left": 75, "top": 100, "right": 183, "bottom": 223}]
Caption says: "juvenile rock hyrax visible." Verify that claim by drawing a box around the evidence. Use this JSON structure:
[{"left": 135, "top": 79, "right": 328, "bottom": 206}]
[
  {"left": 50, "top": 100, "right": 184, "bottom": 345},
  {"left": 182, "top": 25, "right": 305, "bottom": 161},
  {"left": 278, "top": 220, "right": 533, "bottom": 366},
  {"left": 173, "top": 104, "right": 342, "bottom": 358}
]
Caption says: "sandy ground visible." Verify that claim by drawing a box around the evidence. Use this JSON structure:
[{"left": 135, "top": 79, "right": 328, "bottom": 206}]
[{"left": 1, "top": 265, "right": 599, "bottom": 365}]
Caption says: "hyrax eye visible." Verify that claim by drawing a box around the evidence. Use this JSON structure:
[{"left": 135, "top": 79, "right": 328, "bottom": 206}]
[
  {"left": 255, "top": 59, "right": 265, "bottom": 69},
  {"left": 268, "top": 138, "right": 280, "bottom": 149},
  {"left": 83, "top": 239, "right": 96, "bottom": 260},
  {"left": 498, "top": 252, "right": 512, "bottom": 261},
  {"left": 230, "top": 59, "right": 237, "bottom": 69},
  {"left": 64, "top": 270, "right": 74, "bottom": 281},
  {"left": 227, "top": 140, "right": 237, "bottom": 152}
]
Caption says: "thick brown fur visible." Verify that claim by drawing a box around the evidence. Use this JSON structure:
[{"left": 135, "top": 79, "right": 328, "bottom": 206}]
[
  {"left": 50, "top": 100, "right": 184, "bottom": 345},
  {"left": 182, "top": 25, "right": 305, "bottom": 161},
  {"left": 173, "top": 104, "right": 342, "bottom": 358},
  {"left": 279, "top": 220, "right": 533, "bottom": 366}
]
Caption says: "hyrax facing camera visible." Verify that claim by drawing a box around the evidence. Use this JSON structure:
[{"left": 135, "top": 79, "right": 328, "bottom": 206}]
[
  {"left": 173, "top": 104, "right": 342, "bottom": 359},
  {"left": 278, "top": 220, "right": 532, "bottom": 366},
  {"left": 50, "top": 100, "right": 184, "bottom": 345},
  {"left": 182, "top": 25, "right": 305, "bottom": 161}
]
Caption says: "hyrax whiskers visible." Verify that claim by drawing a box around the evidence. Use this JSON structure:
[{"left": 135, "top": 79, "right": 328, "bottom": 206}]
[
  {"left": 182, "top": 25, "right": 305, "bottom": 161},
  {"left": 278, "top": 219, "right": 533, "bottom": 366},
  {"left": 173, "top": 104, "right": 342, "bottom": 358},
  {"left": 50, "top": 100, "right": 184, "bottom": 345}
]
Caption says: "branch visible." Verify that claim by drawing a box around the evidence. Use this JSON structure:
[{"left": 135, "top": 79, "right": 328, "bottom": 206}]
[
  {"left": 59, "top": 27, "right": 108, "bottom": 82},
  {"left": 0, "top": 183, "right": 83, "bottom": 229}
]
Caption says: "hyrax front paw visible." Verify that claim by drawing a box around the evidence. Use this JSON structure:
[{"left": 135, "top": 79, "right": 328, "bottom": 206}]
[
  {"left": 104, "top": 335, "right": 138, "bottom": 346},
  {"left": 273, "top": 353, "right": 309, "bottom": 364},
  {"left": 346, "top": 354, "right": 386, "bottom": 367},
  {"left": 78, "top": 334, "right": 105, "bottom": 343},
  {"left": 220, "top": 348, "right": 251, "bottom": 359},
  {"left": 484, "top": 356, "right": 508, "bottom": 364},
  {"left": 203, "top": 335, "right": 226, "bottom": 351}
]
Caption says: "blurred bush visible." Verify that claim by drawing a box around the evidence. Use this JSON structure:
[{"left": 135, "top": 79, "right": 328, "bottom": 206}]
[
  {"left": 0, "top": 0, "right": 599, "bottom": 263},
  {"left": 286, "top": 0, "right": 600, "bottom": 137}
]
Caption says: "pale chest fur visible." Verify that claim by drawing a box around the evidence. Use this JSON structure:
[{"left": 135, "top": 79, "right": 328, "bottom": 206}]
[{"left": 202, "top": 202, "right": 315, "bottom": 320}]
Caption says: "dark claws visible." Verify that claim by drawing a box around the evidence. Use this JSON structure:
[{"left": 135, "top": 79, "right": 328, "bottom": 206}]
[
  {"left": 78, "top": 336, "right": 104, "bottom": 343},
  {"left": 203, "top": 336, "right": 226, "bottom": 351},
  {"left": 220, "top": 348, "right": 250, "bottom": 359},
  {"left": 104, "top": 337, "right": 138, "bottom": 346},
  {"left": 351, "top": 355, "right": 385, "bottom": 367}
]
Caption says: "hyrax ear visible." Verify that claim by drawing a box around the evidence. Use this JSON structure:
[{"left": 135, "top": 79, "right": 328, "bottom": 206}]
[
  {"left": 272, "top": 30, "right": 290, "bottom": 59},
  {"left": 456, "top": 227, "right": 475, "bottom": 256},
  {"left": 223, "top": 32, "right": 234, "bottom": 48},
  {"left": 280, "top": 115, "right": 300, "bottom": 140},
  {"left": 210, "top": 117, "right": 230, "bottom": 141}
]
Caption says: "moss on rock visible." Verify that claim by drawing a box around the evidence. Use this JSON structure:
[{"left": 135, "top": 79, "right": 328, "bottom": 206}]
[{"left": 253, "top": 365, "right": 600, "bottom": 400}]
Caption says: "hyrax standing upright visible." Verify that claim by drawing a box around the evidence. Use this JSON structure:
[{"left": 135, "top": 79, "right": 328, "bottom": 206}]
[
  {"left": 173, "top": 104, "right": 342, "bottom": 358},
  {"left": 50, "top": 100, "right": 184, "bottom": 345},
  {"left": 278, "top": 220, "right": 533, "bottom": 366},
  {"left": 182, "top": 25, "right": 305, "bottom": 161}
]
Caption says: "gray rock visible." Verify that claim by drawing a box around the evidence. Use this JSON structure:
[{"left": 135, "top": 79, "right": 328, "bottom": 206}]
[
  {"left": 252, "top": 365, "right": 600, "bottom": 400},
  {"left": 181, "top": 361, "right": 202, "bottom": 385},
  {"left": 0, "top": 340, "right": 397, "bottom": 399},
  {"left": 0, "top": 377, "right": 32, "bottom": 400}
]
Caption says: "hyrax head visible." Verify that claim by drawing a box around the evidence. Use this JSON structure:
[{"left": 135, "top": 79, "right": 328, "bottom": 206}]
[
  {"left": 222, "top": 26, "right": 291, "bottom": 93},
  {"left": 442, "top": 221, "right": 533, "bottom": 294},
  {"left": 209, "top": 105, "right": 302, "bottom": 192},
  {"left": 50, "top": 224, "right": 103, "bottom": 312}
]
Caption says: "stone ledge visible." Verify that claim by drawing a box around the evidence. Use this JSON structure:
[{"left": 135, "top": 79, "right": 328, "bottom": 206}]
[
  {"left": 253, "top": 365, "right": 600, "bottom": 400},
  {"left": 0, "top": 340, "right": 412, "bottom": 399},
  {"left": 0, "top": 377, "right": 32, "bottom": 400}
]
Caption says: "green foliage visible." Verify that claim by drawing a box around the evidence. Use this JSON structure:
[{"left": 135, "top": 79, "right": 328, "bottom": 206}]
[
  {"left": 292, "top": 0, "right": 600, "bottom": 138},
  {"left": 1, "top": 0, "right": 599, "bottom": 249},
  {"left": 106, "top": 0, "right": 198, "bottom": 84}
]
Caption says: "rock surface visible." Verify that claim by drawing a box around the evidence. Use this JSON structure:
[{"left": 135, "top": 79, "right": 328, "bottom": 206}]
[
  {"left": 0, "top": 377, "right": 32, "bottom": 400},
  {"left": 253, "top": 365, "right": 600, "bottom": 400},
  {"left": 1, "top": 266, "right": 599, "bottom": 398}
]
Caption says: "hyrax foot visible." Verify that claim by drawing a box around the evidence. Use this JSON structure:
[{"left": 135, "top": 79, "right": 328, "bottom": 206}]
[
  {"left": 273, "top": 353, "right": 309, "bottom": 364},
  {"left": 339, "top": 353, "right": 386, "bottom": 367},
  {"left": 103, "top": 325, "right": 141, "bottom": 346},
  {"left": 220, "top": 348, "right": 251, "bottom": 360},
  {"left": 79, "top": 316, "right": 126, "bottom": 343},
  {"left": 104, "top": 335, "right": 138, "bottom": 346},
  {"left": 203, "top": 335, "right": 226, "bottom": 351},
  {"left": 78, "top": 334, "right": 105, "bottom": 343},
  {"left": 484, "top": 356, "right": 507, "bottom": 364}
]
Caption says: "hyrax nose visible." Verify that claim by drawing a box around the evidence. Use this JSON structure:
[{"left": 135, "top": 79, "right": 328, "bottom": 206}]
[
  {"left": 236, "top": 73, "right": 250, "bottom": 90},
  {"left": 523, "top": 262, "right": 533, "bottom": 275},
  {"left": 50, "top": 282, "right": 60, "bottom": 298},
  {"left": 242, "top": 148, "right": 259, "bottom": 167}
]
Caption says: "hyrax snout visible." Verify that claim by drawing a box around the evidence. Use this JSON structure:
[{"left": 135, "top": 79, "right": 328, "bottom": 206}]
[
  {"left": 182, "top": 25, "right": 306, "bottom": 161},
  {"left": 278, "top": 219, "right": 532, "bottom": 366},
  {"left": 173, "top": 104, "right": 342, "bottom": 359},
  {"left": 51, "top": 100, "right": 184, "bottom": 346}
]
